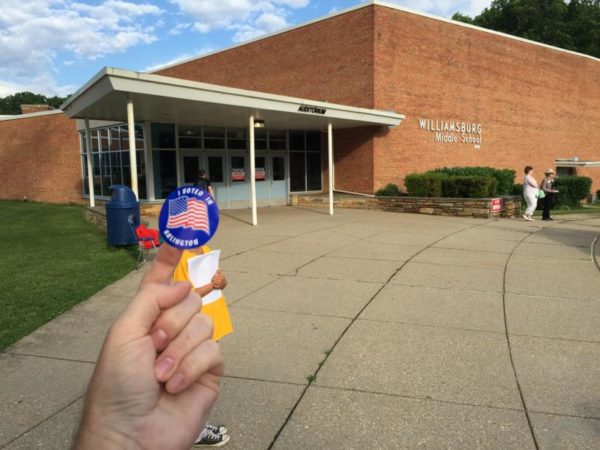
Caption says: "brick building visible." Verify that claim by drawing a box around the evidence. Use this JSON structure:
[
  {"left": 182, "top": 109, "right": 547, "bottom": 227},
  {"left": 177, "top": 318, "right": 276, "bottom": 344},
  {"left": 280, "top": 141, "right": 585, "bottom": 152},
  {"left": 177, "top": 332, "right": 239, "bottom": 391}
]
[{"left": 1, "top": 1, "right": 599, "bottom": 206}]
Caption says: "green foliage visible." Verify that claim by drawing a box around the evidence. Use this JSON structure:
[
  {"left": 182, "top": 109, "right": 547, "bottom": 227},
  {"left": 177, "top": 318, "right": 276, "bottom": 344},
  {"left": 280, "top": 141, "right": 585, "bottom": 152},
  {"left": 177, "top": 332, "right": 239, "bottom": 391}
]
[
  {"left": 375, "top": 183, "right": 401, "bottom": 196},
  {"left": 405, "top": 173, "right": 445, "bottom": 197},
  {"left": 554, "top": 176, "right": 593, "bottom": 208},
  {"left": 452, "top": 0, "right": 600, "bottom": 58},
  {"left": 512, "top": 183, "right": 524, "bottom": 196},
  {"left": 0, "top": 200, "right": 135, "bottom": 349},
  {"left": 442, "top": 176, "right": 498, "bottom": 198},
  {"left": 428, "top": 167, "right": 515, "bottom": 195},
  {"left": 0, "top": 91, "right": 69, "bottom": 114}
]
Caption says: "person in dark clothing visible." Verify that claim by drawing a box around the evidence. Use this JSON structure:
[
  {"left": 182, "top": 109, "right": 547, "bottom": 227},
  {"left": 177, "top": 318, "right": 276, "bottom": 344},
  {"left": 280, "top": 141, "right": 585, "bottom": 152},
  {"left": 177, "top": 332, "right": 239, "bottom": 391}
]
[
  {"left": 196, "top": 169, "right": 215, "bottom": 199},
  {"left": 540, "top": 168, "right": 559, "bottom": 221}
]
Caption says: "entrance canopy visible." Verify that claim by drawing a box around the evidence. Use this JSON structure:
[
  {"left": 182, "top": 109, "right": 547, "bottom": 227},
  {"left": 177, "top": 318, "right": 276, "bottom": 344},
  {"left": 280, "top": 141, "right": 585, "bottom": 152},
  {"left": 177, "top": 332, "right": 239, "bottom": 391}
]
[
  {"left": 61, "top": 67, "right": 404, "bottom": 225},
  {"left": 61, "top": 67, "right": 404, "bottom": 129}
]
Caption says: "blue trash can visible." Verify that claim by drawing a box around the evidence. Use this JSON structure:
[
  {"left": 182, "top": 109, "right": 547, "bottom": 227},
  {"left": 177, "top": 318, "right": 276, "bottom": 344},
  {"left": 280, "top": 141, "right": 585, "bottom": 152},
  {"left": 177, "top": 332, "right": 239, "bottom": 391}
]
[{"left": 106, "top": 185, "right": 140, "bottom": 245}]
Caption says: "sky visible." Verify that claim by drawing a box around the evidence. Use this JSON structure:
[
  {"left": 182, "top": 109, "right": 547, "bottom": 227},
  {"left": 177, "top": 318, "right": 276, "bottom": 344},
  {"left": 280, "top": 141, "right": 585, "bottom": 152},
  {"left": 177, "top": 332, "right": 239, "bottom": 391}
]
[{"left": 0, "top": 0, "right": 491, "bottom": 97}]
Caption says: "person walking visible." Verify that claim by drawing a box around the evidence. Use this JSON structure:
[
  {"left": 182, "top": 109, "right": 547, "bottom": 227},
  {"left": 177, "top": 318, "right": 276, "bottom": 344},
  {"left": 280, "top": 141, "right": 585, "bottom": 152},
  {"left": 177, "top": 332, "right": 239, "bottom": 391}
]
[
  {"left": 540, "top": 169, "right": 559, "bottom": 221},
  {"left": 523, "top": 166, "right": 539, "bottom": 221},
  {"left": 196, "top": 169, "right": 216, "bottom": 199}
]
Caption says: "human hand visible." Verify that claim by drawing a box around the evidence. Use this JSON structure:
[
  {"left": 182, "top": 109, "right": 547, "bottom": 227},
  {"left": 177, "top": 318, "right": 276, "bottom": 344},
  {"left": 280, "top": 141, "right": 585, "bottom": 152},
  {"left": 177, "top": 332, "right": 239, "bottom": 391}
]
[
  {"left": 211, "top": 271, "right": 227, "bottom": 290},
  {"left": 74, "top": 245, "right": 223, "bottom": 450}
]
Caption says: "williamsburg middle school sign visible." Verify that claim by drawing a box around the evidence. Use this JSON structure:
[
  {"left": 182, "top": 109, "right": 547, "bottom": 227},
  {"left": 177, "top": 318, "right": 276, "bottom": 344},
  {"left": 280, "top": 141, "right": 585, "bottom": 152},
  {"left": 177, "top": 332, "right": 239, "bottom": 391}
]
[{"left": 418, "top": 118, "right": 482, "bottom": 147}]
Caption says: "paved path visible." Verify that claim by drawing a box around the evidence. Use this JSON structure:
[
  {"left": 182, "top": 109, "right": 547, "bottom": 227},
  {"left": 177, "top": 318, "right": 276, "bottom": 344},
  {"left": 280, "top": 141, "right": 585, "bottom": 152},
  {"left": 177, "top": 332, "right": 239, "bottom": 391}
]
[{"left": 2, "top": 207, "right": 600, "bottom": 449}]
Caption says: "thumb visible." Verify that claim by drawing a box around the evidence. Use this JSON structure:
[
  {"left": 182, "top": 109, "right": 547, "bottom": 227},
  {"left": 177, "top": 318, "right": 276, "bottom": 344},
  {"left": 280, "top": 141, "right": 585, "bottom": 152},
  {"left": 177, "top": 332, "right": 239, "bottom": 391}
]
[{"left": 112, "top": 281, "right": 192, "bottom": 340}]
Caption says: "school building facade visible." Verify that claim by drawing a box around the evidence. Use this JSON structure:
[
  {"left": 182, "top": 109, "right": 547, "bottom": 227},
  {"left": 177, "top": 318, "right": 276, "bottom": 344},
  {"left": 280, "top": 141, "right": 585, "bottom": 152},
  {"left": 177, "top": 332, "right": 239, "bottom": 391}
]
[{"left": 1, "top": 1, "right": 599, "bottom": 209}]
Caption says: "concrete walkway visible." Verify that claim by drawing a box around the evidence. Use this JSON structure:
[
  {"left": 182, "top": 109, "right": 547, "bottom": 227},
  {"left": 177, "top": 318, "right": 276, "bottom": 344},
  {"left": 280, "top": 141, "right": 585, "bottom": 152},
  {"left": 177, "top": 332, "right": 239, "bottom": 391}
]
[{"left": 2, "top": 207, "right": 600, "bottom": 449}]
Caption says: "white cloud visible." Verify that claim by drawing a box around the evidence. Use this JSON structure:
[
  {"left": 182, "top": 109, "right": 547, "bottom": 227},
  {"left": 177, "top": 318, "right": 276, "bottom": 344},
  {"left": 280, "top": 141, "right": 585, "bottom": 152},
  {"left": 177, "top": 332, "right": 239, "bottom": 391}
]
[
  {"left": 383, "top": 0, "right": 491, "bottom": 18},
  {"left": 0, "top": 74, "right": 77, "bottom": 97},
  {"left": 0, "top": 0, "right": 162, "bottom": 95},
  {"left": 171, "top": 0, "right": 309, "bottom": 42}
]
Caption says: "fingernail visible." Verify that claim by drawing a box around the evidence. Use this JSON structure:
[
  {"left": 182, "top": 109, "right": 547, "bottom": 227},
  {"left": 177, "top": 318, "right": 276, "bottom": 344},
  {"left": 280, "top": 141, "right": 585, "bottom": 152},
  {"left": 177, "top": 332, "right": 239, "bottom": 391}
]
[
  {"left": 168, "top": 372, "right": 185, "bottom": 392},
  {"left": 155, "top": 356, "right": 174, "bottom": 380},
  {"left": 151, "top": 328, "right": 168, "bottom": 349}
]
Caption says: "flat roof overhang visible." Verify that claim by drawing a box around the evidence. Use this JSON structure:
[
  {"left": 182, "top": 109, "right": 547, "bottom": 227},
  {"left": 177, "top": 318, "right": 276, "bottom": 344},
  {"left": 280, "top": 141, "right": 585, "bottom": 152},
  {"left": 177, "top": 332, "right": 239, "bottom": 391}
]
[
  {"left": 555, "top": 159, "right": 600, "bottom": 168},
  {"left": 61, "top": 67, "right": 404, "bottom": 130}
]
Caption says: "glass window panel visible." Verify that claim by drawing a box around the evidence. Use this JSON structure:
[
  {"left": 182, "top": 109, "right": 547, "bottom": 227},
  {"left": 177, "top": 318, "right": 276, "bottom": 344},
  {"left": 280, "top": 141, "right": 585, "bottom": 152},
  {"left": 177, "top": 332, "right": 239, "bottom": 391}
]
[
  {"left": 269, "top": 140, "right": 286, "bottom": 150},
  {"left": 254, "top": 129, "right": 267, "bottom": 140},
  {"left": 289, "top": 131, "right": 304, "bottom": 151},
  {"left": 122, "top": 152, "right": 131, "bottom": 190},
  {"left": 100, "top": 136, "right": 109, "bottom": 152},
  {"left": 110, "top": 127, "right": 120, "bottom": 141},
  {"left": 290, "top": 152, "right": 306, "bottom": 191},
  {"left": 227, "top": 128, "right": 246, "bottom": 139},
  {"left": 99, "top": 129, "right": 108, "bottom": 138},
  {"left": 81, "top": 154, "right": 89, "bottom": 195},
  {"left": 92, "top": 153, "right": 101, "bottom": 176},
  {"left": 111, "top": 152, "right": 122, "bottom": 184},
  {"left": 183, "top": 156, "right": 200, "bottom": 184},
  {"left": 136, "top": 151, "right": 147, "bottom": 200},
  {"left": 179, "top": 125, "right": 202, "bottom": 149},
  {"left": 272, "top": 156, "right": 285, "bottom": 181},
  {"left": 135, "top": 124, "right": 144, "bottom": 139},
  {"left": 101, "top": 153, "right": 112, "bottom": 195},
  {"left": 231, "top": 156, "right": 245, "bottom": 182},
  {"left": 306, "top": 152, "right": 322, "bottom": 190},
  {"left": 92, "top": 133, "right": 99, "bottom": 153},
  {"left": 306, "top": 131, "right": 321, "bottom": 152},
  {"left": 204, "top": 127, "right": 225, "bottom": 149},
  {"left": 80, "top": 132, "right": 87, "bottom": 153},
  {"left": 208, "top": 156, "right": 224, "bottom": 183},
  {"left": 255, "top": 139, "right": 267, "bottom": 150},
  {"left": 228, "top": 139, "right": 247, "bottom": 149},
  {"left": 269, "top": 130, "right": 286, "bottom": 141},
  {"left": 151, "top": 123, "right": 175, "bottom": 149},
  {"left": 153, "top": 150, "right": 177, "bottom": 199},
  {"left": 255, "top": 156, "right": 266, "bottom": 181}
]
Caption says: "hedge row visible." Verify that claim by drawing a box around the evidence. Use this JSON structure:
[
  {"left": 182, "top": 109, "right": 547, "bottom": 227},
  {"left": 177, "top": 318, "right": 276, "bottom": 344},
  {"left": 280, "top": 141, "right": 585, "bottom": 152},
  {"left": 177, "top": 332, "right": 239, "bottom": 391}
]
[
  {"left": 513, "top": 176, "right": 592, "bottom": 209},
  {"left": 554, "top": 176, "right": 592, "bottom": 208},
  {"left": 404, "top": 173, "right": 498, "bottom": 198},
  {"left": 427, "top": 167, "right": 516, "bottom": 195}
]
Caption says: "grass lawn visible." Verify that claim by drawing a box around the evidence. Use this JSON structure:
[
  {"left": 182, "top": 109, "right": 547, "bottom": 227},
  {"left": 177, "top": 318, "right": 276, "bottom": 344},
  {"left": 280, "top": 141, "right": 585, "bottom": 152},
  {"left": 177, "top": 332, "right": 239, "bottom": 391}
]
[{"left": 0, "top": 200, "right": 136, "bottom": 350}]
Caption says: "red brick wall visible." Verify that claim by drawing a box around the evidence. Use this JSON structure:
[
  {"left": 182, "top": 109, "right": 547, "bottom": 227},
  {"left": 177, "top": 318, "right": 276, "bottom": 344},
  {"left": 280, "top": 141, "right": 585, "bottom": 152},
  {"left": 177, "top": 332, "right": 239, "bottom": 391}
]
[
  {"left": 156, "top": 7, "right": 375, "bottom": 108},
  {"left": 373, "top": 7, "right": 600, "bottom": 192},
  {"left": 0, "top": 113, "right": 83, "bottom": 203}
]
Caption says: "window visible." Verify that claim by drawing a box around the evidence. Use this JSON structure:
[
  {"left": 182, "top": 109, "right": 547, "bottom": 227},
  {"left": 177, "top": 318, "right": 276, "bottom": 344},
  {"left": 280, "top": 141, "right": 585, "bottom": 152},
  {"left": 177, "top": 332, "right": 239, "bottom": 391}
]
[
  {"left": 231, "top": 156, "right": 246, "bottom": 182},
  {"left": 255, "top": 156, "right": 266, "bottom": 181},
  {"left": 208, "top": 156, "right": 224, "bottom": 183},
  {"left": 179, "top": 125, "right": 202, "bottom": 148},
  {"left": 153, "top": 150, "right": 177, "bottom": 199},
  {"left": 227, "top": 128, "right": 247, "bottom": 149},
  {"left": 205, "top": 127, "right": 225, "bottom": 149},
  {"left": 272, "top": 156, "right": 285, "bottom": 181},
  {"left": 151, "top": 123, "right": 176, "bottom": 149},
  {"left": 289, "top": 130, "right": 322, "bottom": 192}
]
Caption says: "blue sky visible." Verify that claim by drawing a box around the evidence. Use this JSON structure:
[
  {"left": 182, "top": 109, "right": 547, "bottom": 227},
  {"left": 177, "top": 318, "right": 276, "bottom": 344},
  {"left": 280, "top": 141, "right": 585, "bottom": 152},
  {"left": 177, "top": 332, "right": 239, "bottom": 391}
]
[{"left": 0, "top": 0, "right": 491, "bottom": 97}]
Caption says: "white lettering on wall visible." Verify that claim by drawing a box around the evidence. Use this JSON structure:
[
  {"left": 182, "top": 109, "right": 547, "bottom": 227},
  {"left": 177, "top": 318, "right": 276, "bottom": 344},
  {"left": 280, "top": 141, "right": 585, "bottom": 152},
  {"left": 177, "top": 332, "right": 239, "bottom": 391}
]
[{"left": 419, "top": 117, "right": 482, "bottom": 147}]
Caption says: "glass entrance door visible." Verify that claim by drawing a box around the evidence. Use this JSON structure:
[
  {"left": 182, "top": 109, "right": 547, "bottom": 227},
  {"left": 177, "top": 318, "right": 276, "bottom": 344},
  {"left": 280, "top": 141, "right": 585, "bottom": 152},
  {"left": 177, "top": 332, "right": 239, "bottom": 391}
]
[
  {"left": 206, "top": 153, "right": 226, "bottom": 205},
  {"left": 254, "top": 152, "right": 269, "bottom": 207},
  {"left": 182, "top": 154, "right": 201, "bottom": 185},
  {"left": 228, "top": 152, "right": 249, "bottom": 209},
  {"left": 271, "top": 154, "right": 287, "bottom": 206}
]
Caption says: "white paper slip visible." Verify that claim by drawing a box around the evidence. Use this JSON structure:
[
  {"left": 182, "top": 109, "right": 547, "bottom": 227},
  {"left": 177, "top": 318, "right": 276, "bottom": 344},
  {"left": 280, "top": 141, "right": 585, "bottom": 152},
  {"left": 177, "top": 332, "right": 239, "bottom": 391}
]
[{"left": 187, "top": 250, "right": 222, "bottom": 305}]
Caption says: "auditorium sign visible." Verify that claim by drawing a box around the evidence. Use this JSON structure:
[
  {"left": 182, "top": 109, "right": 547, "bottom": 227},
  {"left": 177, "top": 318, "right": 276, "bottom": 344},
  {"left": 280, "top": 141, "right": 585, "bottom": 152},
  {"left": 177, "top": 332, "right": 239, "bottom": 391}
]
[{"left": 418, "top": 118, "right": 482, "bottom": 147}]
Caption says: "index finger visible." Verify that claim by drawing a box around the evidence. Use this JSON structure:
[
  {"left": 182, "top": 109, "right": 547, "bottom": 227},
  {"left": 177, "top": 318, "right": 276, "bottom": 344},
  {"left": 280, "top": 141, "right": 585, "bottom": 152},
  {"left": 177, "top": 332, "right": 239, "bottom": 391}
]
[{"left": 140, "top": 243, "right": 183, "bottom": 287}]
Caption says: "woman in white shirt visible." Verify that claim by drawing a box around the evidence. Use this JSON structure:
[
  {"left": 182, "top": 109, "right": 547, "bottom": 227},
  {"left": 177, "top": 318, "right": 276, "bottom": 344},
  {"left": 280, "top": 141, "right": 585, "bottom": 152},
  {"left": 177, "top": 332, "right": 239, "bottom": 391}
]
[{"left": 523, "top": 165, "right": 539, "bottom": 221}]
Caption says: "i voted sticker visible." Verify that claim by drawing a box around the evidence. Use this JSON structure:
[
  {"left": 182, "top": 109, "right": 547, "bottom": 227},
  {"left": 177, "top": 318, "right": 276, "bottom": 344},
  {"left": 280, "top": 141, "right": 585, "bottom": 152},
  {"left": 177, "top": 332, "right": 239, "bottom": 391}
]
[{"left": 159, "top": 186, "right": 219, "bottom": 249}]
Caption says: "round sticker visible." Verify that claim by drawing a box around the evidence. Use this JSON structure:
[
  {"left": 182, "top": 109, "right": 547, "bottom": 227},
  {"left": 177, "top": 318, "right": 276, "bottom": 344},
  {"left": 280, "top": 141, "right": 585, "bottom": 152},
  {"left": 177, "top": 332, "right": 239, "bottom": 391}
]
[{"left": 158, "top": 186, "right": 219, "bottom": 249}]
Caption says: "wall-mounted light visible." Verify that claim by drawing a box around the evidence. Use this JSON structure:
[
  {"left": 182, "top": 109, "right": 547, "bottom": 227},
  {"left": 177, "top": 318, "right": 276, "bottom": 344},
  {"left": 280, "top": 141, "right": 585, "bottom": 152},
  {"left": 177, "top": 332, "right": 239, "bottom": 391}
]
[{"left": 253, "top": 119, "right": 265, "bottom": 128}]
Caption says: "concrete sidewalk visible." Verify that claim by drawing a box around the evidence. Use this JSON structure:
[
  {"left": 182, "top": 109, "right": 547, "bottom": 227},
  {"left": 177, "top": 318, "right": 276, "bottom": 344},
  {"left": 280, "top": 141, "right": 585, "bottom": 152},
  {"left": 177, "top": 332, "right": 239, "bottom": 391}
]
[{"left": 2, "top": 207, "right": 600, "bottom": 449}]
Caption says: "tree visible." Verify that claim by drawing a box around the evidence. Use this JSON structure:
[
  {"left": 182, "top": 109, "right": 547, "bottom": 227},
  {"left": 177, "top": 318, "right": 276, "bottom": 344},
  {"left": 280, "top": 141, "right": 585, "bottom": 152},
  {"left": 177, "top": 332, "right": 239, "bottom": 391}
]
[
  {"left": 452, "top": 0, "right": 600, "bottom": 57},
  {"left": 0, "top": 92, "right": 70, "bottom": 115}
]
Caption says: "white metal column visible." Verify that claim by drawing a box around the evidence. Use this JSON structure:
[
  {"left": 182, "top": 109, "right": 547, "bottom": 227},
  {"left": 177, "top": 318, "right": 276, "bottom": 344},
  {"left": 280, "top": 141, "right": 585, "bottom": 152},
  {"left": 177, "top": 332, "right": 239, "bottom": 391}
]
[
  {"left": 84, "top": 118, "right": 95, "bottom": 207},
  {"left": 249, "top": 115, "right": 258, "bottom": 225},
  {"left": 126, "top": 96, "right": 139, "bottom": 199},
  {"left": 328, "top": 123, "right": 334, "bottom": 215}
]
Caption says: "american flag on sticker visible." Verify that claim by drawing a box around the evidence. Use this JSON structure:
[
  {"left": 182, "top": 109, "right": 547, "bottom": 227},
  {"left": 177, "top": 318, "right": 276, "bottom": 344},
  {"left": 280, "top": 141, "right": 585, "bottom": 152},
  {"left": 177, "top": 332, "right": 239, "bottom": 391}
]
[{"left": 166, "top": 196, "right": 210, "bottom": 234}]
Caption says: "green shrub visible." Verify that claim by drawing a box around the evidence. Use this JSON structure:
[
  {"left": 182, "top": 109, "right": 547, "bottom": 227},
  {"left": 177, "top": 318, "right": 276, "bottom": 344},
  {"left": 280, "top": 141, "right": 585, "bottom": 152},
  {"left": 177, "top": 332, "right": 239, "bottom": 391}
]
[
  {"left": 512, "top": 183, "right": 523, "bottom": 197},
  {"left": 441, "top": 176, "right": 498, "bottom": 198},
  {"left": 428, "top": 167, "right": 515, "bottom": 195},
  {"left": 375, "top": 183, "right": 400, "bottom": 196},
  {"left": 405, "top": 173, "right": 445, "bottom": 197},
  {"left": 554, "top": 176, "right": 592, "bottom": 208},
  {"left": 405, "top": 173, "right": 497, "bottom": 198}
]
